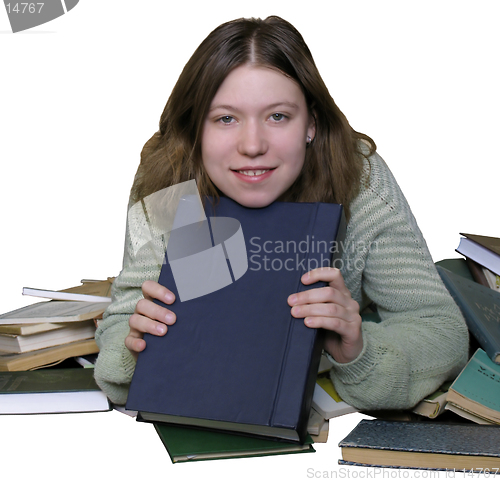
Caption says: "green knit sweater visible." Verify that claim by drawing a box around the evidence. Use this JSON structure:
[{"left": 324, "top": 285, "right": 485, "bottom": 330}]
[{"left": 94, "top": 150, "right": 469, "bottom": 408}]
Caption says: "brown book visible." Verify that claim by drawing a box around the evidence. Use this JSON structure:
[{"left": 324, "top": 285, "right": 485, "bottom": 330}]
[
  {"left": 466, "top": 258, "right": 490, "bottom": 287},
  {"left": 0, "top": 320, "right": 96, "bottom": 354},
  {"left": 457, "top": 234, "right": 500, "bottom": 276},
  {"left": 0, "top": 339, "right": 99, "bottom": 371},
  {"left": 0, "top": 323, "right": 65, "bottom": 336},
  {"left": 461, "top": 233, "right": 500, "bottom": 256}
]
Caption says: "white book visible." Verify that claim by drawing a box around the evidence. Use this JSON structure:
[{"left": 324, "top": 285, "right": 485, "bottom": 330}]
[
  {"left": 0, "top": 300, "right": 110, "bottom": 325},
  {"left": 312, "top": 383, "right": 358, "bottom": 419},
  {"left": 22, "top": 287, "right": 111, "bottom": 303}
]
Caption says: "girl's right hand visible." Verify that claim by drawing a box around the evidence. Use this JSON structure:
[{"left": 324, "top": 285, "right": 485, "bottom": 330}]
[{"left": 125, "top": 280, "right": 176, "bottom": 360}]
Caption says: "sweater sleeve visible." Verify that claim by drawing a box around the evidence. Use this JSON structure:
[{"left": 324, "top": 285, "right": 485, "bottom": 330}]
[
  {"left": 329, "top": 152, "right": 469, "bottom": 411},
  {"left": 93, "top": 205, "right": 164, "bottom": 405}
]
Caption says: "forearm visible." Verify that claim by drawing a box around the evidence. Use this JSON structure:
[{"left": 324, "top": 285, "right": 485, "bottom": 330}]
[
  {"left": 329, "top": 302, "right": 469, "bottom": 410},
  {"left": 94, "top": 314, "right": 136, "bottom": 405}
]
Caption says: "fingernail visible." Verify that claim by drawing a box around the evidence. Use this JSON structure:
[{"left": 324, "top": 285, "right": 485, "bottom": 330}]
[
  {"left": 288, "top": 294, "right": 297, "bottom": 305},
  {"left": 157, "top": 324, "right": 167, "bottom": 335},
  {"left": 165, "top": 313, "right": 175, "bottom": 324}
]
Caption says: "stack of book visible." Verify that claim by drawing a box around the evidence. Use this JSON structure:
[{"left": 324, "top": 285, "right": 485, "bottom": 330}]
[
  {"left": 456, "top": 233, "right": 500, "bottom": 292},
  {"left": 338, "top": 233, "right": 500, "bottom": 472},
  {"left": 0, "top": 279, "right": 113, "bottom": 371}
]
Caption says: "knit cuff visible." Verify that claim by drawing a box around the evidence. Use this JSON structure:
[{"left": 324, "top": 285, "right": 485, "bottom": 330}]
[
  {"left": 327, "top": 334, "right": 378, "bottom": 385},
  {"left": 121, "top": 343, "right": 137, "bottom": 381}
]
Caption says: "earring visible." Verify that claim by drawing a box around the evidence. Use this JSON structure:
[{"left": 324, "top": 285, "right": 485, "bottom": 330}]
[{"left": 306, "top": 136, "right": 312, "bottom": 146}]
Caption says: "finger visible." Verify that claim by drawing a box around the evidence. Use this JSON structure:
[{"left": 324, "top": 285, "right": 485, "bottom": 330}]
[
  {"left": 134, "top": 298, "right": 176, "bottom": 325},
  {"left": 142, "top": 280, "right": 175, "bottom": 304},
  {"left": 125, "top": 332, "right": 147, "bottom": 356},
  {"left": 301, "top": 267, "right": 350, "bottom": 295},
  {"left": 291, "top": 300, "right": 350, "bottom": 321},
  {"left": 304, "top": 315, "right": 361, "bottom": 341},
  {"left": 129, "top": 311, "right": 171, "bottom": 337},
  {"left": 288, "top": 285, "right": 349, "bottom": 309}
]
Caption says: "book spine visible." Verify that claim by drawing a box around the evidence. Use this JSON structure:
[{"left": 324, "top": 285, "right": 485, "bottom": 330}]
[{"left": 271, "top": 204, "right": 344, "bottom": 443}]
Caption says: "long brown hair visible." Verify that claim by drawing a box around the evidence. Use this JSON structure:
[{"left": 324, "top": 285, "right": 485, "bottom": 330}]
[{"left": 130, "top": 16, "right": 375, "bottom": 218}]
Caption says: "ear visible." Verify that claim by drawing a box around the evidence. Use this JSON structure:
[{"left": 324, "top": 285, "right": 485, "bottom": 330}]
[{"left": 307, "top": 113, "right": 316, "bottom": 142}]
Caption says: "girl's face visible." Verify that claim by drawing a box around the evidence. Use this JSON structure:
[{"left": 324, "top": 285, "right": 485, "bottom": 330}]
[{"left": 201, "top": 64, "right": 316, "bottom": 208}]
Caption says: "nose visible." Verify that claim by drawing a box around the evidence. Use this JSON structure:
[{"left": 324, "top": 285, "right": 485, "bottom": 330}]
[{"left": 237, "top": 120, "right": 268, "bottom": 158}]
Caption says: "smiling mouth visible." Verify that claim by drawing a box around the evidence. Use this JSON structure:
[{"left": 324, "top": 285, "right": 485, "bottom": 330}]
[{"left": 233, "top": 168, "right": 275, "bottom": 176}]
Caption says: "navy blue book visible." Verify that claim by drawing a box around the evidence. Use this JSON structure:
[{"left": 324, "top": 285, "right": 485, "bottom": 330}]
[{"left": 126, "top": 197, "right": 345, "bottom": 444}]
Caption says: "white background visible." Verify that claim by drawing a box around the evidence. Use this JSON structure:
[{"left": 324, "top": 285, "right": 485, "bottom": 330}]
[{"left": 0, "top": 1, "right": 498, "bottom": 480}]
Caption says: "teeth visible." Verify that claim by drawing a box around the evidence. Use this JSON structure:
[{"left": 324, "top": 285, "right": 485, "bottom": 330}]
[{"left": 238, "top": 169, "right": 270, "bottom": 176}]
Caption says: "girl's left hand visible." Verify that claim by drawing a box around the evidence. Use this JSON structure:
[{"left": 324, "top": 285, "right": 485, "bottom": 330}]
[{"left": 287, "top": 267, "right": 363, "bottom": 364}]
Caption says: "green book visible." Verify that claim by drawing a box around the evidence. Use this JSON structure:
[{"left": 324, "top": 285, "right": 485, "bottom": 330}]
[
  {"left": 435, "top": 258, "right": 474, "bottom": 281},
  {"left": 154, "top": 423, "right": 315, "bottom": 463},
  {"left": 0, "top": 367, "right": 110, "bottom": 414},
  {"left": 446, "top": 348, "right": 500, "bottom": 424}
]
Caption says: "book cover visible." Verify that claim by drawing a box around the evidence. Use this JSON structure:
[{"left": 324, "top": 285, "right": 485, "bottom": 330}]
[
  {"left": 0, "top": 338, "right": 99, "bottom": 371},
  {"left": 339, "top": 419, "right": 500, "bottom": 471},
  {"left": 154, "top": 423, "right": 315, "bottom": 463},
  {"left": 461, "top": 233, "right": 500, "bottom": 257},
  {"left": 0, "top": 320, "right": 96, "bottom": 353},
  {"left": 22, "top": 277, "right": 114, "bottom": 303},
  {"left": 312, "top": 372, "right": 357, "bottom": 419},
  {"left": 437, "top": 266, "right": 500, "bottom": 364},
  {"left": 411, "top": 381, "right": 452, "bottom": 419},
  {"left": 0, "top": 367, "right": 110, "bottom": 414},
  {"left": 126, "top": 197, "right": 345, "bottom": 444},
  {"left": 435, "top": 258, "right": 474, "bottom": 281},
  {"left": 456, "top": 235, "right": 500, "bottom": 276},
  {"left": 446, "top": 348, "right": 500, "bottom": 424},
  {"left": 0, "top": 300, "right": 110, "bottom": 325}
]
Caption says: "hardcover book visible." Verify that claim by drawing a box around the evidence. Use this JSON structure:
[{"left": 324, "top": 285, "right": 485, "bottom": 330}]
[
  {"left": 0, "top": 338, "right": 99, "bottom": 371},
  {"left": 126, "top": 197, "right": 345, "bottom": 443},
  {"left": 339, "top": 419, "right": 500, "bottom": 471},
  {"left": 0, "top": 319, "right": 96, "bottom": 354},
  {"left": 154, "top": 423, "right": 315, "bottom": 463},
  {"left": 456, "top": 233, "right": 500, "bottom": 276},
  {"left": 437, "top": 266, "right": 500, "bottom": 364},
  {"left": 446, "top": 348, "right": 500, "bottom": 424},
  {"left": 0, "top": 367, "right": 110, "bottom": 414}
]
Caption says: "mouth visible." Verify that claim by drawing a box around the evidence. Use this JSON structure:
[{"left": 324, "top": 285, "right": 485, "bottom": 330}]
[
  {"left": 231, "top": 167, "right": 276, "bottom": 183},
  {"left": 235, "top": 169, "right": 272, "bottom": 176}
]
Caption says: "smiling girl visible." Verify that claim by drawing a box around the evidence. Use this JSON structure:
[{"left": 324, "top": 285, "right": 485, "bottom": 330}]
[{"left": 94, "top": 16, "right": 468, "bottom": 410}]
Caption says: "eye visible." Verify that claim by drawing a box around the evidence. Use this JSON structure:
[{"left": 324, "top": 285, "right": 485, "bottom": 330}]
[
  {"left": 218, "top": 115, "right": 235, "bottom": 124},
  {"left": 270, "top": 113, "right": 286, "bottom": 122}
]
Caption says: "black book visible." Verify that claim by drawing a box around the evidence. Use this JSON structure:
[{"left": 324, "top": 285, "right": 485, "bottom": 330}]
[
  {"left": 339, "top": 419, "right": 500, "bottom": 472},
  {"left": 126, "top": 197, "right": 345, "bottom": 444}
]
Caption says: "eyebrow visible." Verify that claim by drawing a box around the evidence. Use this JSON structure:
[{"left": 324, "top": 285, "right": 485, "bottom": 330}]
[{"left": 208, "top": 102, "right": 299, "bottom": 113}]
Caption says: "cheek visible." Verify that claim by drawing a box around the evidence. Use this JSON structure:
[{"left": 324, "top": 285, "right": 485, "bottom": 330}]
[
  {"left": 275, "top": 135, "right": 307, "bottom": 169},
  {"left": 201, "top": 127, "right": 233, "bottom": 168}
]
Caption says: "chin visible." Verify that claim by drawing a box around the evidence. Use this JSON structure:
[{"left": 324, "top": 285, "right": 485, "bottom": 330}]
[{"left": 229, "top": 192, "right": 278, "bottom": 209}]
